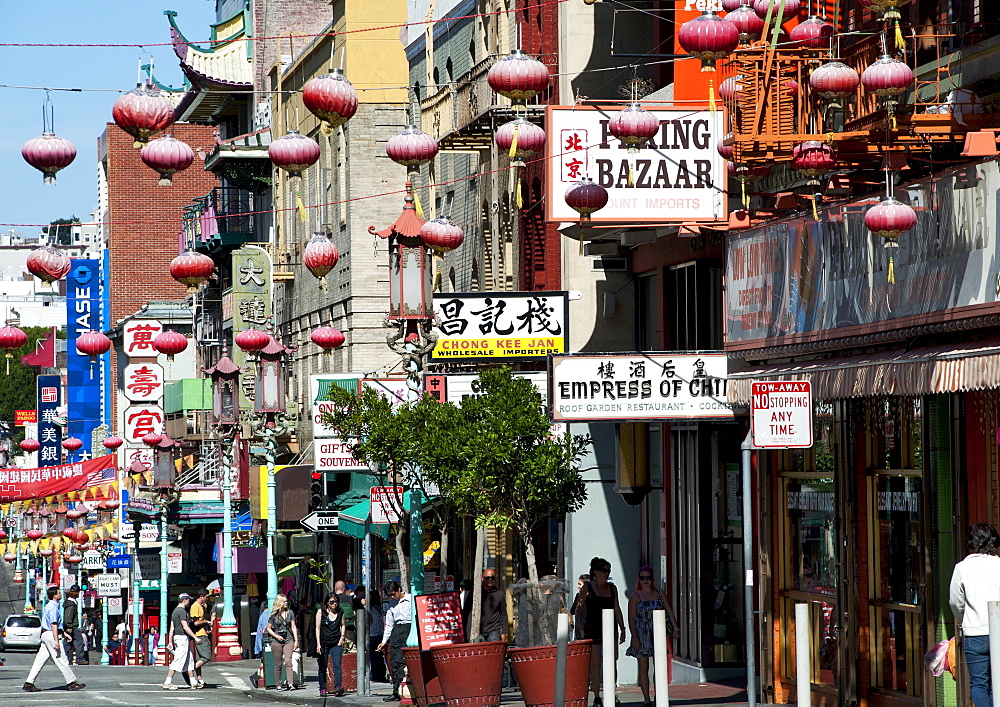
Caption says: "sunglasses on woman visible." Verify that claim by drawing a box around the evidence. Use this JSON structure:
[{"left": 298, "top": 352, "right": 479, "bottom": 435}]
[{"left": 638, "top": 575, "right": 653, "bottom": 580}]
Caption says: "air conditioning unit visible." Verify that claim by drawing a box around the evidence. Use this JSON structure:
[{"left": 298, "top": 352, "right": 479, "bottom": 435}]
[{"left": 591, "top": 256, "right": 627, "bottom": 272}]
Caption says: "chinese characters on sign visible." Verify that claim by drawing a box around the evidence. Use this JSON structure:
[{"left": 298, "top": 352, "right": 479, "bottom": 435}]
[
  {"left": 0, "top": 456, "right": 116, "bottom": 502},
  {"left": 123, "top": 320, "right": 164, "bottom": 358},
  {"left": 231, "top": 246, "right": 273, "bottom": 410},
  {"left": 546, "top": 106, "right": 725, "bottom": 223},
  {"left": 415, "top": 592, "right": 465, "bottom": 649},
  {"left": 123, "top": 363, "right": 164, "bottom": 402},
  {"left": 36, "top": 375, "right": 62, "bottom": 467},
  {"left": 431, "top": 292, "right": 568, "bottom": 361},
  {"left": 548, "top": 353, "right": 733, "bottom": 422},
  {"left": 122, "top": 405, "right": 164, "bottom": 444}
]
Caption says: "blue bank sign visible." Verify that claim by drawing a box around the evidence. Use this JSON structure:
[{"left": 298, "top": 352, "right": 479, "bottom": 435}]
[{"left": 66, "top": 259, "right": 108, "bottom": 459}]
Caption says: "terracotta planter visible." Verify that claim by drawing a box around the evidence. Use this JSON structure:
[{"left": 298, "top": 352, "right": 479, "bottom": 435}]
[
  {"left": 430, "top": 641, "right": 507, "bottom": 707},
  {"left": 404, "top": 647, "right": 443, "bottom": 705},
  {"left": 508, "top": 640, "right": 593, "bottom": 707}
]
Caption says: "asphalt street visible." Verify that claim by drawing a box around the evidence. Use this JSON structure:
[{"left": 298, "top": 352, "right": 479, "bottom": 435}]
[{"left": 0, "top": 648, "right": 320, "bottom": 706}]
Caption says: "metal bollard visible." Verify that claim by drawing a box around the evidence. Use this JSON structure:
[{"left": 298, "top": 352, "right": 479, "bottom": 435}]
[
  {"left": 652, "top": 610, "right": 670, "bottom": 707},
  {"left": 554, "top": 612, "right": 569, "bottom": 707},
  {"left": 602, "top": 608, "right": 615, "bottom": 704},
  {"left": 795, "top": 603, "right": 810, "bottom": 707},
  {"left": 358, "top": 604, "right": 369, "bottom": 696},
  {"left": 990, "top": 601, "right": 1000, "bottom": 707}
]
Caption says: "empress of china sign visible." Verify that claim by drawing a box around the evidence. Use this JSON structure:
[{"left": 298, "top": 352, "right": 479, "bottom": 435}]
[{"left": 548, "top": 353, "right": 733, "bottom": 422}]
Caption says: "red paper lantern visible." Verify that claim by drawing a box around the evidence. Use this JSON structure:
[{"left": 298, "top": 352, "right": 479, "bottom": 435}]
[
  {"left": 170, "top": 250, "right": 215, "bottom": 294},
  {"left": 303, "top": 233, "right": 340, "bottom": 281},
  {"left": 790, "top": 16, "right": 834, "bottom": 48},
  {"left": 269, "top": 130, "right": 321, "bottom": 177},
  {"left": 719, "top": 76, "right": 743, "bottom": 102},
  {"left": 153, "top": 331, "right": 188, "bottom": 361},
  {"left": 20, "top": 438, "right": 40, "bottom": 453},
  {"left": 386, "top": 126, "right": 439, "bottom": 168},
  {"left": 753, "top": 0, "right": 800, "bottom": 20},
  {"left": 103, "top": 435, "right": 124, "bottom": 451},
  {"left": 142, "top": 432, "right": 163, "bottom": 448},
  {"left": 865, "top": 197, "right": 917, "bottom": 240},
  {"left": 65, "top": 554, "right": 83, "bottom": 565},
  {"left": 419, "top": 218, "right": 465, "bottom": 253},
  {"left": 26, "top": 245, "right": 72, "bottom": 284},
  {"left": 311, "top": 327, "right": 346, "bottom": 352},
  {"left": 3, "top": 553, "right": 14, "bottom": 562},
  {"left": 235, "top": 327, "right": 270, "bottom": 353},
  {"left": 62, "top": 437, "right": 83, "bottom": 452},
  {"left": 791, "top": 141, "right": 837, "bottom": 178},
  {"left": 26, "top": 529, "right": 43, "bottom": 540},
  {"left": 608, "top": 103, "right": 660, "bottom": 151},
  {"left": 40, "top": 548, "right": 54, "bottom": 557},
  {"left": 0, "top": 530, "right": 8, "bottom": 540},
  {"left": 722, "top": 0, "right": 752, "bottom": 10},
  {"left": 140, "top": 135, "right": 195, "bottom": 186},
  {"left": 22, "top": 133, "right": 77, "bottom": 185},
  {"left": 66, "top": 506, "right": 84, "bottom": 520},
  {"left": 112, "top": 85, "right": 175, "bottom": 147},
  {"left": 105, "top": 498, "right": 121, "bottom": 511},
  {"left": 487, "top": 49, "right": 550, "bottom": 104},
  {"left": 678, "top": 12, "right": 740, "bottom": 72},
  {"left": 809, "top": 61, "right": 860, "bottom": 100},
  {"left": 726, "top": 5, "right": 765, "bottom": 43},
  {"left": 717, "top": 137, "right": 735, "bottom": 160},
  {"left": 564, "top": 179, "right": 609, "bottom": 221},
  {"left": 74, "top": 530, "right": 90, "bottom": 544},
  {"left": 494, "top": 118, "right": 547, "bottom": 164},
  {"left": 862, "top": 55, "right": 914, "bottom": 100},
  {"left": 302, "top": 69, "right": 359, "bottom": 128},
  {"left": 728, "top": 161, "right": 772, "bottom": 182},
  {"left": 0, "top": 326, "right": 28, "bottom": 354},
  {"left": 62, "top": 528, "right": 77, "bottom": 539},
  {"left": 76, "top": 331, "right": 111, "bottom": 361}
]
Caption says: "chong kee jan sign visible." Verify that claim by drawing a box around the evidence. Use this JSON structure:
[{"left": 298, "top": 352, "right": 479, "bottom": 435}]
[{"left": 548, "top": 353, "right": 734, "bottom": 422}]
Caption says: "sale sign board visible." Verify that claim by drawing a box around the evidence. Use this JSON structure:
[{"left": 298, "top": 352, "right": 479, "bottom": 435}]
[
  {"left": 415, "top": 592, "right": 465, "bottom": 649},
  {"left": 750, "top": 381, "right": 813, "bottom": 448}
]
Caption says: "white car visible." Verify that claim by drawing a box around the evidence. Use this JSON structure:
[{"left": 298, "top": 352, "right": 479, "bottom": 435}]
[{"left": 1, "top": 614, "right": 42, "bottom": 650}]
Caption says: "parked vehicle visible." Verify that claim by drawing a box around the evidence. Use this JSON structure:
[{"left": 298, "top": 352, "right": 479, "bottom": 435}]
[{"left": 1, "top": 614, "right": 42, "bottom": 650}]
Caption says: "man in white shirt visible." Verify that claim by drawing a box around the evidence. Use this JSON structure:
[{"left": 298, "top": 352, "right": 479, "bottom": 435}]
[
  {"left": 376, "top": 581, "right": 411, "bottom": 702},
  {"left": 23, "top": 586, "right": 86, "bottom": 692}
]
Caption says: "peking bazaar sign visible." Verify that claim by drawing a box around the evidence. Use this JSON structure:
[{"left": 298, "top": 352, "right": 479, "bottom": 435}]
[
  {"left": 0, "top": 455, "right": 115, "bottom": 502},
  {"left": 545, "top": 105, "right": 725, "bottom": 224}
]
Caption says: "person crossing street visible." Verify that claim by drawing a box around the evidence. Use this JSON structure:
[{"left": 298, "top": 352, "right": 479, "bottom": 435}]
[
  {"left": 22, "top": 586, "right": 86, "bottom": 693},
  {"left": 163, "top": 593, "right": 200, "bottom": 690}
]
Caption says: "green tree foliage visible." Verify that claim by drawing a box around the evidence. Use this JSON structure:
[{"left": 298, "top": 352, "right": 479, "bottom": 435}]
[
  {"left": 0, "top": 327, "right": 59, "bottom": 443},
  {"left": 44, "top": 217, "right": 80, "bottom": 246}
]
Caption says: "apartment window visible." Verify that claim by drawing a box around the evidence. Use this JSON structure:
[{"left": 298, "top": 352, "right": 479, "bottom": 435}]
[{"left": 664, "top": 261, "right": 722, "bottom": 350}]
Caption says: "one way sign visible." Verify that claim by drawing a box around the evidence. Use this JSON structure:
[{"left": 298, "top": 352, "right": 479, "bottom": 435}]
[{"left": 300, "top": 511, "right": 339, "bottom": 532}]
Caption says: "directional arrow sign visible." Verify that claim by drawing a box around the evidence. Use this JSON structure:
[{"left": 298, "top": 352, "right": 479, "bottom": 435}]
[{"left": 300, "top": 511, "right": 339, "bottom": 532}]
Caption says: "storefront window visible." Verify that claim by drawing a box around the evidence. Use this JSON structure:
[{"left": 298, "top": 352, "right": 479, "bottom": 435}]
[
  {"left": 874, "top": 475, "right": 922, "bottom": 605},
  {"left": 786, "top": 478, "right": 837, "bottom": 596}
]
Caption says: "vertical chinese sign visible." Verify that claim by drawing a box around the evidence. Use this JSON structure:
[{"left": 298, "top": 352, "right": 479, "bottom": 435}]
[
  {"left": 230, "top": 246, "right": 273, "bottom": 412},
  {"left": 66, "top": 259, "right": 108, "bottom": 459},
  {"left": 36, "top": 374, "right": 62, "bottom": 467},
  {"left": 120, "top": 319, "right": 165, "bottom": 473}
]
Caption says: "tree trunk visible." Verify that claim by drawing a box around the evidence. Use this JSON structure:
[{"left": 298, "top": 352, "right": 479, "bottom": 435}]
[
  {"left": 438, "top": 506, "right": 450, "bottom": 591},
  {"left": 396, "top": 509, "right": 410, "bottom": 590},
  {"left": 469, "top": 526, "right": 486, "bottom": 642},
  {"left": 523, "top": 531, "right": 540, "bottom": 585}
]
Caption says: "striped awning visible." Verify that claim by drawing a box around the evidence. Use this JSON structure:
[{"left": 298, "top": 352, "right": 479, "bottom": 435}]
[{"left": 727, "top": 339, "right": 1000, "bottom": 405}]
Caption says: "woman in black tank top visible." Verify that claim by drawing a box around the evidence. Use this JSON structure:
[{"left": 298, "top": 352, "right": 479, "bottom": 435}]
[
  {"left": 573, "top": 557, "right": 626, "bottom": 707},
  {"left": 314, "top": 594, "right": 346, "bottom": 697}
]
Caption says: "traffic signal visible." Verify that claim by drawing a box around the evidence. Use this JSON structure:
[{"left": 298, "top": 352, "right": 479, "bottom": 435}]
[{"left": 309, "top": 472, "right": 324, "bottom": 510}]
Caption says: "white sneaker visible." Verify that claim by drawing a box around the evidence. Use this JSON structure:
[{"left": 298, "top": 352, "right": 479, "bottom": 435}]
[{"left": 162, "top": 683, "right": 178, "bottom": 690}]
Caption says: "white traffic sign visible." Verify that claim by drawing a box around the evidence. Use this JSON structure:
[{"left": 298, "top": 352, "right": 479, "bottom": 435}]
[
  {"left": 136, "top": 554, "right": 159, "bottom": 580},
  {"left": 97, "top": 573, "right": 122, "bottom": 597},
  {"left": 751, "top": 381, "right": 813, "bottom": 448},
  {"left": 81, "top": 550, "right": 104, "bottom": 570},
  {"left": 371, "top": 486, "right": 404, "bottom": 524},
  {"left": 300, "top": 511, "right": 339, "bottom": 532}
]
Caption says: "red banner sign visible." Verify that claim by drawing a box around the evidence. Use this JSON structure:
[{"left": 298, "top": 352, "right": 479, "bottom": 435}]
[
  {"left": 14, "top": 410, "right": 37, "bottom": 425},
  {"left": 415, "top": 592, "right": 464, "bottom": 649},
  {"left": 0, "top": 455, "right": 116, "bottom": 502}
]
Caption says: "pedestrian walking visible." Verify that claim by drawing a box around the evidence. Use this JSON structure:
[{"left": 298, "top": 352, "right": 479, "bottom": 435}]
[
  {"left": 62, "top": 584, "right": 88, "bottom": 665},
  {"left": 335, "top": 580, "right": 357, "bottom": 644},
  {"left": 950, "top": 522, "right": 1000, "bottom": 706},
  {"left": 477, "top": 569, "right": 509, "bottom": 642},
  {"left": 144, "top": 626, "right": 159, "bottom": 665},
  {"left": 22, "top": 585, "right": 86, "bottom": 693},
  {"left": 315, "top": 594, "right": 346, "bottom": 697},
  {"left": 625, "top": 565, "right": 679, "bottom": 707},
  {"left": 570, "top": 574, "right": 590, "bottom": 641},
  {"left": 188, "top": 589, "right": 213, "bottom": 687},
  {"left": 574, "top": 557, "right": 625, "bottom": 707},
  {"left": 255, "top": 600, "right": 270, "bottom": 658},
  {"left": 163, "top": 593, "right": 200, "bottom": 690},
  {"left": 266, "top": 593, "right": 300, "bottom": 691},
  {"left": 377, "top": 581, "right": 411, "bottom": 702},
  {"left": 367, "top": 589, "right": 387, "bottom": 683}
]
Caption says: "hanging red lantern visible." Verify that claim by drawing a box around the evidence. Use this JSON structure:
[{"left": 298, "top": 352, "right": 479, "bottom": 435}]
[
  {"left": 20, "top": 438, "right": 40, "bottom": 453},
  {"left": 62, "top": 528, "right": 77, "bottom": 539},
  {"left": 311, "top": 327, "right": 346, "bottom": 352},
  {"left": 103, "top": 435, "right": 124, "bottom": 451},
  {"left": 386, "top": 126, "right": 439, "bottom": 168},
  {"left": 66, "top": 506, "right": 84, "bottom": 520},
  {"left": 26, "top": 529, "right": 43, "bottom": 540},
  {"left": 142, "top": 432, "right": 163, "bottom": 448},
  {"left": 487, "top": 49, "right": 550, "bottom": 105},
  {"left": 153, "top": 331, "right": 188, "bottom": 361},
  {"left": 608, "top": 103, "right": 660, "bottom": 152},
  {"left": 303, "top": 233, "right": 340, "bottom": 285},
  {"left": 495, "top": 118, "right": 547, "bottom": 166},
  {"left": 564, "top": 179, "right": 609, "bottom": 222},
  {"left": 65, "top": 554, "right": 83, "bottom": 565},
  {"left": 809, "top": 61, "right": 860, "bottom": 104},
  {"left": 234, "top": 327, "right": 270, "bottom": 353},
  {"left": 719, "top": 76, "right": 744, "bottom": 102},
  {"left": 791, "top": 141, "right": 837, "bottom": 179},
  {"left": 26, "top": 245, "right": 72, "bottom": 284},
  {"left": 104, "top": 498, "right": 121, "bottom": 511},
  {"left": 678, "top": 12, "right": 740, "bottom": 71},
  {"left": 728, "top": 161, "right": 772, "bottom": 181},
  {"left": 39, "top": 548, "right": 54, "bottom": 557},
  {"left": 3, "top": 553, "right": 14, "bottom": 563},
  {"left": 862, "top": 55, "right": 913, "bottom": 101},
  {"left": 0, "top": 326, "right": 28, "bottom": 355},
  {"left": 112, "top": 85, "right": 175, "bottom": 147},
  {"left": 169, "top": 250, "right": 215, "bottom": 294},
  {"left": 790, "top": 16, "right": 834, "bottom": 48},
  {"left": 726, "top": 5, "right": 765, "bottom": 43},
  {"left": 302, "top": 68, "right": 359, "bottom": 129},
  {"left": 62, "top": 437, "right": 83, "bottom": 452},
  {"left": 22, "top": 134, "right": 76, "bottom": 185},
  {"left": 76, "top": 331, "right": 111, "bottom": 361},
  {"left": 753, "top": 0, "right": 800, "bottom": 20},
  {"left": 865, "top": 197, "right": 916, "bottom": 240},
  {"left": 0, "top": 529, "right": 9, "bottom": 540},
  {"left": 75, "top": 530, "right": 90, "bottom": 544},
  {"left": 717, "top": 137, "right": 735, "bottom": 160},
  {"left": 269, "top": 130, "right": 321, "bottom": 177},
  {"left": 866, "top": 0, "right": 906, "bottom": 19},
  {"left": 420, "top": 218, "right": 465, "bottom": 253},
  {"left": 140, "top": 135, "right": 195, "bottom": 186},
  {"left": 722, "top": 0, "right": 752, "bottom": 9}
]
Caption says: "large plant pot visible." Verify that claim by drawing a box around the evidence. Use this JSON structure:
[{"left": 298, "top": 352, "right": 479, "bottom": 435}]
[
  {"left": 508, "top": 640, "right": 593, "bottom": 707},
  {"left": 404, "top": 647, "right": 444, "bottom": 706},
  {"left": 430, "top": 641, "right": 507, "bottom": 707}
]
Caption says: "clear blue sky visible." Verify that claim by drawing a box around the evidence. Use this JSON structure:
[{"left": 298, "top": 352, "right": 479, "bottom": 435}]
[{"left": 0, "top": 1, "right": 216, "bottom": 232}]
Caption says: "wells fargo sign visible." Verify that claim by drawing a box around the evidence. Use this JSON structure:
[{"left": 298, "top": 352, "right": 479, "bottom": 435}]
[{"left": 14, "top": 410, "right": 36, "bottom": 426}]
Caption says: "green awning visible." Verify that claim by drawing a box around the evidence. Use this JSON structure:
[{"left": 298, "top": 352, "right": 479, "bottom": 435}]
[
  {"left": 338, "top": 500, "right": 390, "bottom": 540},
  {"left": 314, "top": 377, "right": 359, "bottom": 403}
]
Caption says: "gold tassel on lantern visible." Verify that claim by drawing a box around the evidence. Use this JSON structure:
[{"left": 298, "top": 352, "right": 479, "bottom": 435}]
[
  {"left": 888, "top": 253, "right": 895, "bottom": 284},
  {"left": 413, "top": 189, "right": 425, "bottom": 219},
  {"left": 627, "top": 157, "right": 635, "bottom": 187},
  {"left": 296, "top": 193, "right": 308, "bottom": 223},
  {"left": 509, "top": 123, "right": 520, "bottom": 159},
  {"left": 516, "top": 176, "right": 523, "bottom": 209},
  {"left": 895, "top": 20, "right": 906, "bottom": 52},
  {"left": 741, "top": 179, "right": 748, "bottom": 209},
  {"left": 708, "top": 76, "right": 717, "bottom": 114},
  {"left": 811, "top": 194, "right": 820, "bottom": 221}
]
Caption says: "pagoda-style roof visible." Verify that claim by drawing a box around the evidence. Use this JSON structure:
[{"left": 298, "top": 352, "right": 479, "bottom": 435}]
[
  {"left": 203, "top": 352, "right": 242, "bottom": 377},
  {"left": 368, "top": 182, "right": 425, "bottom": 239}
]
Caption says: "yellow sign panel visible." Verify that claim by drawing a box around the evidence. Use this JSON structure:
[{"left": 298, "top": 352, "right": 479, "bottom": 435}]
[{"left": 432, "top": 336, "right": 565, "bottom": 359}]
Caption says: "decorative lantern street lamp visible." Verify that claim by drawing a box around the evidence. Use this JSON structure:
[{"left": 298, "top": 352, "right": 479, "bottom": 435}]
[
  {"left": 369, "top": 183, "right": 434, "bottom": 324},
  {"left": 140, "top": 135, "right": 195, "bottom": 186},
  {"left": 169, "top": 250, "right": 215, "bottom": 295},
  {"left": 26, "top": 245, "right": 71, "bottom": 286},
  {"left": 112, "top": 84, "right": 176, "bottom": 147},
  {"left": 254, "top": 333, "right": 294, "bottom": 416},
  {"left": 204, "top": 348, "right": 241, "bottom": 427},
  {"left": 303, "top": 232, "right": 340, "bottom": 289},
  {"left": 302, "top": 68, "right": 359, "bottom": 130}
]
